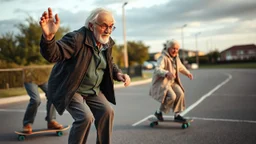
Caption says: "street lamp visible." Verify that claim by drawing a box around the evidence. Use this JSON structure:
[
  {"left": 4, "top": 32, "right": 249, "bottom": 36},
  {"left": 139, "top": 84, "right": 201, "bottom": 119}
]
[
  {"left": 181, "top": 24, "right": 187, "bottom": 63},
  {"left": 195, "top": 32, "right": 201, "bottom": 66},
  {"left": 122, "top": 2, "right": 128, "bottom": 68}
]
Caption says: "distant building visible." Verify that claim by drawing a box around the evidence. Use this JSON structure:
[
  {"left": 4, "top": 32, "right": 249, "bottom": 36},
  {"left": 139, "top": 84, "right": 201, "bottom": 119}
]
[
  {"left": 179, "top": 49, "right": 205, "bottom": 59},
  {"left": 220, "top": 44, "right": 256, "bottom": 61},
  {"left": 149, "top": 49, "right": 205, "bottom": 61}
]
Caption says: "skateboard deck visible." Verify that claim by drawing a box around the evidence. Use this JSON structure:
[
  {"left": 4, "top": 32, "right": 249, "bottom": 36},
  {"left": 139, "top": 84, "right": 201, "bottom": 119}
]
[
  {"left": 148, "top": 117, "right": 193, "bottom": 129},
  {"left": 15, "top": 125, "right": 70, "bottom": 141}
]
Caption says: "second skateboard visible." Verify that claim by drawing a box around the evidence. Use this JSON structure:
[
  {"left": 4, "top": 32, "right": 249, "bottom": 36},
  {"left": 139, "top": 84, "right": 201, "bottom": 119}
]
[{"left": 148, "top": 117, "right": 193, "bottom": 129}]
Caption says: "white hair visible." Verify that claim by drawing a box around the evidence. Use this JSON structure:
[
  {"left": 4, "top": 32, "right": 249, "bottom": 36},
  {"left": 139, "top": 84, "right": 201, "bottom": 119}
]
[
  {"left": 166, "top": 39, "right": 179, "bottom": 49},
  {"left": 84, "top": 8, "right": 115, "bottom": 28}
]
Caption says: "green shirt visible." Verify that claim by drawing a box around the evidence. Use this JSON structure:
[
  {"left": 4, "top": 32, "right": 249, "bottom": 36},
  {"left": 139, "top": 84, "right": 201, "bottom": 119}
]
[{"left": 77, "top": 41, "right": 107, "bottom": 96}]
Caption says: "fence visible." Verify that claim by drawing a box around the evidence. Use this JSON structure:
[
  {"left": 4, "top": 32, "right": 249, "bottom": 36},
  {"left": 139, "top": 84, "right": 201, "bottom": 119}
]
[
  {"left": 0, "top": 66, "right": 53, "bottom": 89},
  {"left": 0, "top": 65, "right": 143, "bottom": 89},
  {"left": 0, "top": 68, "right": 24, "bottom": 89},
  {"left": 121, "top": 65, "right": 143, "bottom": 78}
]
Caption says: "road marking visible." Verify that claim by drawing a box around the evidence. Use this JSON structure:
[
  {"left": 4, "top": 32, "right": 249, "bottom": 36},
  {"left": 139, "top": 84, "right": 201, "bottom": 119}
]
[
  {"left": 0, "top": 109, "right": 28, "bottom": 113},
  {"left": 132, "top": 115, "right": 154, "bottom": 126},
  {"left": 189, "top": 117, "right": 256, "bottom": 124},
  {"left": 132, "top": 115, "right": 256, "bottom": 126},
  {"left": 162, "top": 116, "right": 256, "bottom": 124},
  {"left": 0, "top": 109, "right": 69, "bottom": 114},
  {"left": 132, "top": 73, "right": 232, "bottom": 126},
  {"left": 180, "top": 73, "right": 232, "bottom": 116},
  {"left": 211, "top": 94, "right": 256, "bottom": 97}
]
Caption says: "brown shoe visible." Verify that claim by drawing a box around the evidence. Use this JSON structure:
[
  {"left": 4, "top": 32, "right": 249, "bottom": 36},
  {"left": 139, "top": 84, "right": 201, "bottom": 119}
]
[
  {"left": 48, "top": 120, "right": 63, "bottom": 129},
  {"left": 23, "top": 124, "right": 32, "bottom": 134}
]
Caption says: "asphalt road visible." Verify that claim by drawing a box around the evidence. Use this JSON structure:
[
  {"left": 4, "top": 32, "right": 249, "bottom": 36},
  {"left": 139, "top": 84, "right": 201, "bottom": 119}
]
[{"left": 0, "top": 69, "right": 256, "bottom": 144}]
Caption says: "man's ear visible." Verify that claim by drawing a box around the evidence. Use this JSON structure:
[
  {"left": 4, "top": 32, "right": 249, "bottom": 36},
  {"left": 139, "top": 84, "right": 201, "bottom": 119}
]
[{"left": 88, "top": 23, "right": 94, "bottom": 31}]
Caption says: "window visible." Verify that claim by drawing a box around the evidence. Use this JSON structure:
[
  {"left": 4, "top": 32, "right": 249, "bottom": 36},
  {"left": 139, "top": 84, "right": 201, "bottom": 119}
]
[
  {"left": 248, "top": 50, "right": 255, "bottom": 54},
  {"left": 237, "top": 50, "right": 244, "bottom": 55},
  {"left": 226, "top": 51, "right": 231, "bottom": 56}
]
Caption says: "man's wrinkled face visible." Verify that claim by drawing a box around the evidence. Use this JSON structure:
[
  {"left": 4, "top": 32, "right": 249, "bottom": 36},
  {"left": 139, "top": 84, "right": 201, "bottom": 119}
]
[
  {"left": 168, "top": 43, "right": 180, "bottom": 57},
  {"left": 91, "top": 12, "right": 115, "bottom": 44}
]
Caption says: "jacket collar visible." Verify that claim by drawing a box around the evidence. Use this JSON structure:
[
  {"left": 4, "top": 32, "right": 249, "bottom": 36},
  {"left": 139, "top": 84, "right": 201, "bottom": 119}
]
[
  {"left": 83, "top": 27, "right": 115, "bottom": 49},
  {"left": 162, "top": 48, "right": 178, "bottom": 61}
]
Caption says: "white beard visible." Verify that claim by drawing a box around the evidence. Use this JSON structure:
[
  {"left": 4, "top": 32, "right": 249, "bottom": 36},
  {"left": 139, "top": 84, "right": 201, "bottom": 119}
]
[{"left": 93, "top": 30, "right": 109, "bottom": 44}]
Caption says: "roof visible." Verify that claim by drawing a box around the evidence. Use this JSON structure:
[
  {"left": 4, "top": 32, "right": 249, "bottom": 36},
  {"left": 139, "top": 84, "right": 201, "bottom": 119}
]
[{"left": 221, "top": 44, "right": 256, "bottom": 53}]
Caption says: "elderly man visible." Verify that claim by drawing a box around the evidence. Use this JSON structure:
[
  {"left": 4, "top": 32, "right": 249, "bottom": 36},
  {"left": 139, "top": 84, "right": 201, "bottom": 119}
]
[
  {"left": 22, "top": 67, "right": 63, "bottom": 133},
  {"left": 149, "top": 40, "right": 193, "bottom": 122},
  {"left": 39, "top": 7, "right": 131, "bottom": 144}
]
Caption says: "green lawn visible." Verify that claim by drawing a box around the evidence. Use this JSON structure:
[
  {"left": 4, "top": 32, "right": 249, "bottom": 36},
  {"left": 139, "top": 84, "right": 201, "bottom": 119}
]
[
  {"left": 0, "top": 88, "right": 32, "bottom": 98},
  {"left": 0, "top": 72, "right": 153, "bottom": 98}
]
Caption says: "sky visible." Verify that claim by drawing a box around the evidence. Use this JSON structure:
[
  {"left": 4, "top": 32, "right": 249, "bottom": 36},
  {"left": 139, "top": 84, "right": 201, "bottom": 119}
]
[{"left": 0, "top": 0, "right": 256, "bottom": 53}]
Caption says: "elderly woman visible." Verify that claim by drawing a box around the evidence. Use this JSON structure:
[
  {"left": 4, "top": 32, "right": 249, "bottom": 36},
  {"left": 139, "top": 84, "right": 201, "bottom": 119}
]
[{"left": 149, "top": 40, "right": 193, "bottom": 122}]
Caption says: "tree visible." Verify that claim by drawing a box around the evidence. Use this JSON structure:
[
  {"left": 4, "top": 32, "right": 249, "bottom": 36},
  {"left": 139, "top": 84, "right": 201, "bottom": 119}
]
[
  {"left": 0, "top": 16, "right": 69, "bottom": 67},
  {"left": 0, "top": 32, "right": 25, "bottom": 65},
  {"left": 127, "top": 41, "right": 149, "bottom": 66},
  {"left": 112, "top": 44, "right": 124, "bottom": 67},
  {"left": 15, "top": 16, "right": 69, "bottom": 65},
  {"left": 207, "top": 49, "right": 220, "bottom": 63},
  {"left": 112, "top": 41, "right": 149, "bottom": 68}
]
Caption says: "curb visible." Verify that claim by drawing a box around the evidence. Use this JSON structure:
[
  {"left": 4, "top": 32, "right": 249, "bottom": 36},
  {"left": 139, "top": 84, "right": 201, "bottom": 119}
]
[{"left": 0, "top": 78, "right": 152, "bottom": 105}]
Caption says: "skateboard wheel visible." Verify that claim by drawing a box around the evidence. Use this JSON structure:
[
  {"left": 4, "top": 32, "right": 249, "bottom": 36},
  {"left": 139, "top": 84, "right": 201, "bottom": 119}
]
[
  {"left": 150, "top": 121, "right": 158, "bottom": 127},
  {"left": 18, "top": 135, "right": 25, "bottom": 141},
  {"left": 181, "top": 123, "right": 188, "bottom": 129},
  {"left": 150, "top": 122, "right": 155, "bottom": 127},
  {"left": 187, "top": 122, "right": 191, "bottom": 127},
  {"left": 56, "top": 131, "right": 63, "bottom": 136}
]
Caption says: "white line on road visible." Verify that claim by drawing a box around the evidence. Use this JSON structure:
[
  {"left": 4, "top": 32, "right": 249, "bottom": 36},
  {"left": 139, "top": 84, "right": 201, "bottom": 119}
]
[
  {"left": 162, "top": 116, "right": 256, "bottom": 124},
  {"left": 190, "top": 117, "right": 256, "bottom": 124},
  {"left": 0, "top": 109, "right": 46, "bottom": 113},
  {"left": 132, "top": 73, "right": 232, "bottom": 126},
  {"left": 181, "top": 73, "right": 232, "bottom": 116},
  {"left": 0, "top": 109, "right": 69, "bottom": 114},
  {"left": 211, "top": 94, "right": 256, "bottom": 97},
  {"left": 132, "top": 115, "right": 256, "bottom": 126},
  {"left": 132, "top": 115, "right": 154, "bottom": 126}
]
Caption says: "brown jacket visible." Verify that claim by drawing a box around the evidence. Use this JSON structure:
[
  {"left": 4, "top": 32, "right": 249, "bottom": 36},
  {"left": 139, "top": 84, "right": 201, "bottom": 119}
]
[
  {"left": 40, "top": 27, "right": 122, "bottom": 115},
  {"left": 149, "top": 48, "right": 190, "bottom": 103}
]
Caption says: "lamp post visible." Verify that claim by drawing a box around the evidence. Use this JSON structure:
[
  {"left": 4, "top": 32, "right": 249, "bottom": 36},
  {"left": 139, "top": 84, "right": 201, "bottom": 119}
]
[
  {"left": 122, "top": 2, "right": 128, "bottom": 68},
  {"left": 181, "top": 24, "right": 187, "bottom": 63},
  {"left": 195, "top": 32, "right": 201, "bottom": 66}
]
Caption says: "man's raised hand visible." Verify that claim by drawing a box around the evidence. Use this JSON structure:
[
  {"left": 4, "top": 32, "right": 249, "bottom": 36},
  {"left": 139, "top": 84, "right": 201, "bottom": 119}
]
[{"left": 39, "top": 7, "right": 60, "bottom": 40}]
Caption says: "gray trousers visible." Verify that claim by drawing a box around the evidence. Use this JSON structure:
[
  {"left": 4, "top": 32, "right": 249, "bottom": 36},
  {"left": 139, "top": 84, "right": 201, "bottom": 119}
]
[
  {"left": 160, "top": 82, "right": 185, "bottom": 114},
  {"left": 23, "top": 82, "right": 56, "bottom": 126},
  {"left": 66, "top": 92, "right": 114, "bottom": 144}
]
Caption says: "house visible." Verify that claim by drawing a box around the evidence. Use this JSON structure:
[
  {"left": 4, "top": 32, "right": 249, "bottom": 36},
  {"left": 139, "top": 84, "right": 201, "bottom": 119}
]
[
  {"left": 220, "top": 44, "right": 256, "bottom": 61},
  {"left": 179, "top": 49, "right": 205, "bottom": 59}
]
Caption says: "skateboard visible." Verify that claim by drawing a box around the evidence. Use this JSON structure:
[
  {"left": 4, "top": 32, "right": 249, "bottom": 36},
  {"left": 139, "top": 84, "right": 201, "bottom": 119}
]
[
  {"left": 14, "top": 125, "right": 70, "bottom": 141},
  {"left": 148, "top": 117, "right": 193, "bottom": 129}
]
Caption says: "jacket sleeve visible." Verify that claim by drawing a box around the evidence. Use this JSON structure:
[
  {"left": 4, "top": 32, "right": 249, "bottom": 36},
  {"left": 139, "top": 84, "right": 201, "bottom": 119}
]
[
  {"left": 154, "top": 55, "right": 169, "bottom": 77},
  {"left": 40, "top": 32, "right": 77, "bottom": 63},
  {"left": 177, "top": 57, "right": 191, "bottom": 76},
  {"left": 111, "top": 58, "right": 123, "bottom": 81}
]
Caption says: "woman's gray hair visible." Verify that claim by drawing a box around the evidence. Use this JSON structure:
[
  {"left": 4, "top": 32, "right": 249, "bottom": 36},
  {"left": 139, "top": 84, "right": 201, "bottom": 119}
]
[
  {"left": 84, "top": 8, "right": 115, "bottom": 28},
  {"left": 166, "top": 39, "right": 179, "bottom": 49}
]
